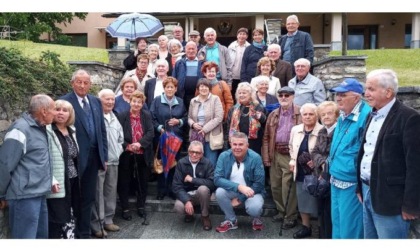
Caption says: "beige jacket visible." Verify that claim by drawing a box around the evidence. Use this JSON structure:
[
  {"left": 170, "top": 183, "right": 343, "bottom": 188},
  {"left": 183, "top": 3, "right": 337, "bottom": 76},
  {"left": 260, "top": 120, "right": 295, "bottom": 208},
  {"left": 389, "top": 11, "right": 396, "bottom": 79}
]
[
  {"left": 188, "top": 94, "right": 224, "bottom": 142},
  {"left": 289, "top": 123, "right": 323, "bottom": 181}
]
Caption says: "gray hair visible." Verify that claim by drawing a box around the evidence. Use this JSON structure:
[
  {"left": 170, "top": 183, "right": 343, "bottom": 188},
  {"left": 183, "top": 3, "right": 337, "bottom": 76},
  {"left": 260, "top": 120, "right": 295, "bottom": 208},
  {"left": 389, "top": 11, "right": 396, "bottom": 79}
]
[
  {"left": 253, "top": 75, "right": 270, "bottom": 86},
  {"left": 70, "top": 69, "right": 90, "bottom": 83},
  {"left": 366, "top": 69, "right": 399, "bottom": 94},
  {"left": 268, "top": 43, "right": 281, "bottom": 52},
  {"left": 98, "top": 88, "right": 115, "bottom": 99},
  {"left": 235, "top": 82, "right": 258, "bottom": 104},
  {"left": 147, "top": 43, "right": 159, "bottom": 51},
  {"left": 300, "top": 103, "right": 318, "bottom": 118},
  {"left": 188, "top": 141, "right": 204, "bottom": 153},
  {"left": 230, "top": 132, "right": 249, "bottom": 143},
  {"left": 155, "top": 58, "right": 169, "bottom": 68},
  {"left": 294, "top": 58, "right": 311, "bottom": 67},
  {"left": 287, "top": 15, "right": 300, "bottom": 24},
  {"left": 28, "top": 94, "right": 53, "bottom": 115},
  {"left": 204, "top": 27, "right": 217, "bottom": 36},
  {"left": 168, "top": 38, "right": 183, "bottom": 52}
]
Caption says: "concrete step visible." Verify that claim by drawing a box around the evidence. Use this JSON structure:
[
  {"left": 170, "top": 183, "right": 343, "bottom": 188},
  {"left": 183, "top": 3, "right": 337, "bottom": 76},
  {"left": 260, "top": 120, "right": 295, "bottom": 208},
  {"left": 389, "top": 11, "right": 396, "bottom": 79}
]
[{"left": 125, "top": 180, "right": 277, "bottom": 217}]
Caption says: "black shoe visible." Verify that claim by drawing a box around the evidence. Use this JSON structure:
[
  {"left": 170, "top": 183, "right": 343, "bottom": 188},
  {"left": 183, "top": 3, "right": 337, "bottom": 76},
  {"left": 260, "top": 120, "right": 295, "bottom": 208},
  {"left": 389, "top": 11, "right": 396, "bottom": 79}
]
[
  {"left": 137, "top": 208, "right": 146, "bottom": 218},
  {"left": 122, "top": 210, "right": 132, "bottom": 221},
  {"left": 293, "top": 225, "right": 312, "bottom": 239},
  {"left": 156, "top": 193, "right": 165, "bottom": 200},
  {"left": 282, "top": 219, "right": 297, "bottom": 230}
]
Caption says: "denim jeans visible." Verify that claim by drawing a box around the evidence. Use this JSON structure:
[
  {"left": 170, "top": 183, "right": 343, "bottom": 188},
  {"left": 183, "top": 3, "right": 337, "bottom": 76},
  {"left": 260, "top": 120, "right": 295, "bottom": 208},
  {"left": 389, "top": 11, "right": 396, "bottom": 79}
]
[
  {"left": 8, "top": 196, "right": 48, "bottom": 239},
  {"left": 215, "top": 187, "right": 264, "bottom": 222},
  {"left": 362, "top": 183, "right": 410, "bottom": 239},
  {"left": 204, "top": 142, "right": 218, "bottom": 167}
]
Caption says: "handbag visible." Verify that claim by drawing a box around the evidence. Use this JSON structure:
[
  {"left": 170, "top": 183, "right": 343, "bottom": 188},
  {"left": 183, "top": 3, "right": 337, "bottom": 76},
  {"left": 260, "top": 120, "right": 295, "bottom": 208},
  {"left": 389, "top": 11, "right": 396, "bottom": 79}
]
[
  {"left": 190, "top": 129, "right": 205, "bottom": 144},
  {"left": 303, "top": 174, "right": 318, "bottom": 196},
  {"left": 209, "top": 125, "right": 223, "bottom": 150},
  {"left": 153, "top": 143, "right": 163, "bottom": 174}
]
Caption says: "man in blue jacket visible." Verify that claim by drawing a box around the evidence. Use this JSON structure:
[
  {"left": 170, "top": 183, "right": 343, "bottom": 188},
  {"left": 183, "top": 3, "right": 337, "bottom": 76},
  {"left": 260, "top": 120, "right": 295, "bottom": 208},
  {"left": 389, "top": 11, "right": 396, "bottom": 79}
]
[
  {"left": 61, "top": 69, "right": 108, "bottom": 238},
  {"left": 214, "top": 132, "right": 266, "bottom": 233},
  {"left": 278, "top": 14, "right": 314, "bottom": 76},
  {"left": 0, "top": 94, "right": 57, "bottom": 238}
]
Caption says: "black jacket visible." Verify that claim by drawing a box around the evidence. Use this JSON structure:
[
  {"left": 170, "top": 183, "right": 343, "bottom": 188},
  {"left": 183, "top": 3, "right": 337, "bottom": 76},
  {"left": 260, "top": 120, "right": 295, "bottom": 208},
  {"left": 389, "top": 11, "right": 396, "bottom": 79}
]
[
  {"left": 172, "top": 156, "right": 215, "bottom": 204},
  {"left": 357, "top": 99, "right": 420, "bottom": 216}
]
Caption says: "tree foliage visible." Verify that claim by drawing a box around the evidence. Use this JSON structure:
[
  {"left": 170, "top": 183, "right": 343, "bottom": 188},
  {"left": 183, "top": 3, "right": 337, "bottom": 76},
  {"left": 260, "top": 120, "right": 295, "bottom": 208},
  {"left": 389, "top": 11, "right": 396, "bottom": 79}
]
[
  {"left": 0, "top": 12, "right": 87, "bottom": 43},
  {"left": 0, "top": 47, "right": 74, "bottom": 104}
]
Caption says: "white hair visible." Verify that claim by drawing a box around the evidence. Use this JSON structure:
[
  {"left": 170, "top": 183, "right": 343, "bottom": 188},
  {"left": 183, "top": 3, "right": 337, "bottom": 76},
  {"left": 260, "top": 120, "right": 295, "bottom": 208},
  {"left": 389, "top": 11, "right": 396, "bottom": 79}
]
[
  {"left": 98, "top": 88, "right": 115, "bottom": 98},
  {"left": 287, "top": 15, "right": 300, "bottom": 24},
  {"left": 366, "top": 69, "right": 399, "bottom": 94},
  {"left": 204, "top": 27, "right": 217, "bottom": 36}
]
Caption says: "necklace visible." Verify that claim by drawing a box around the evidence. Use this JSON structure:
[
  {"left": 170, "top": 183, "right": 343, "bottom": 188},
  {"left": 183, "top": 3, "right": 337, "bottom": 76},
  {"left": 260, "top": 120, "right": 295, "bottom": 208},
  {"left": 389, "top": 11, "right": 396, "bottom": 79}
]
[{"left": 240, "top": 105, "right": 250, "bottom": 117}]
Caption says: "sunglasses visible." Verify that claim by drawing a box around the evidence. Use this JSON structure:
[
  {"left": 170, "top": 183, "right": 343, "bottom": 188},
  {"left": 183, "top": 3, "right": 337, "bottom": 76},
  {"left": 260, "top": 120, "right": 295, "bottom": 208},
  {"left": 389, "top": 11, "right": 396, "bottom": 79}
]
[
  {"left": 278, "top": 94, "right": 291, "bottom": 98},
  {"left": 188, "top": 150, "right": 203, "bottom": 155}
]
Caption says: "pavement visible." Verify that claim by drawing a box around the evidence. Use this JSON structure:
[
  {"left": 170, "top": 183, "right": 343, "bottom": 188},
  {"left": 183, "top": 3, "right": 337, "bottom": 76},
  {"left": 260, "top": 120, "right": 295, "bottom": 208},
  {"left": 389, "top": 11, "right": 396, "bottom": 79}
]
[{"left": 98, "top": 181, "right": 320, "bottom": 239}]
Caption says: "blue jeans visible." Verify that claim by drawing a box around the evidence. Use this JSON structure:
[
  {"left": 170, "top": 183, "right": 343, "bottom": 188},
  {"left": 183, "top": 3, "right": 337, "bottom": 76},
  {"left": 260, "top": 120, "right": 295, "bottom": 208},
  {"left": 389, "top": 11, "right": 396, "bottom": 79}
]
[
  {"left": 215, "top": 187, "right": 264, "bottom": 222},
  {"left": 362, "top": 183, "right": 410, "bottom": 239},
  {"left": 204, "top": 142, "right": 218, "bottom": 167},
  {"left": 8, "top": 196, "right": 48, "bottom": 239}
]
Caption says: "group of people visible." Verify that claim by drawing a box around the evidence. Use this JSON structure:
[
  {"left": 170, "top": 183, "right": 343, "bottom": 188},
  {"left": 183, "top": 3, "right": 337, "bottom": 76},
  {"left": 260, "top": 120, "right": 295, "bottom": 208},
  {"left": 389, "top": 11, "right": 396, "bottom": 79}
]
[{"left": 0, "top": 14, "right": 419, "bottom": 240}]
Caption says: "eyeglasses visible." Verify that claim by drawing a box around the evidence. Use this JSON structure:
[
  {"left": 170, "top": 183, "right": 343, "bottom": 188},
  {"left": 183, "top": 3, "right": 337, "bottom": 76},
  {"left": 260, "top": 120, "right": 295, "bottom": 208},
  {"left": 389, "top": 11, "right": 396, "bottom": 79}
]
[
  {"left": 278, "top": 94, "right": 291, "bottom": 98},
  {"left": 188, "top": 150, "right": 202, "bottom": 155}
]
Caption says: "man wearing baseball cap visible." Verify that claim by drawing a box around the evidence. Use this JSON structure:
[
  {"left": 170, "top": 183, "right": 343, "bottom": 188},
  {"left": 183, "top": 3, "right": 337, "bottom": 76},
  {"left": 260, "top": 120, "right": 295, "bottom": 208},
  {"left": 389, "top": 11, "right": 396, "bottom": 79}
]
[
  {"left": 188, "top": 30, "right": 204, "bottom": 52},
  {"left": 328, "top": 78, "right": 371, "bottom": 239}
]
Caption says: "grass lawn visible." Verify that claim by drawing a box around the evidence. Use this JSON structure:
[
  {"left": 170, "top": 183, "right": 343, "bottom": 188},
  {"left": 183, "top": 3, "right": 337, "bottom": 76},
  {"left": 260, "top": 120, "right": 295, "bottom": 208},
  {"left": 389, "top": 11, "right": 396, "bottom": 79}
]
[
  {"left": 329, "top": 49, "right": 420, "bottom": 86},
  {"left": 0, "top": 39, "right": 109, "bottom": 64}
]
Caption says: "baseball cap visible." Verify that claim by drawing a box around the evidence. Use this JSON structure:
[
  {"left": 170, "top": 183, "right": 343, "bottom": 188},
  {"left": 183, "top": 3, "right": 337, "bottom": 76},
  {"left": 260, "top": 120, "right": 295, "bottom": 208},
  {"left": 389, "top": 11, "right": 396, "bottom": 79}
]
[
  {"left": 330, "top": 78, "right": 364, "bottom": 94},
  {"left": 189, "top": 30, "right": 200, "bottom": 36},
  {"left": 237, "top": 27, "right": 248, "bottom": 35},
  {"left": 277, "top": 86, "right": 295, "bottom": 95}
]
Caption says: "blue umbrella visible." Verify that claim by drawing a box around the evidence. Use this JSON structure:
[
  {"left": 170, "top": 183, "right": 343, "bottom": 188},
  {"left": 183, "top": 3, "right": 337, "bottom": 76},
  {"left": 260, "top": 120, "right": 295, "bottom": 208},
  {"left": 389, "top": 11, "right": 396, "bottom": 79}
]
[{"left": 105, "top": 12, "right": 164, "bottom": 40}]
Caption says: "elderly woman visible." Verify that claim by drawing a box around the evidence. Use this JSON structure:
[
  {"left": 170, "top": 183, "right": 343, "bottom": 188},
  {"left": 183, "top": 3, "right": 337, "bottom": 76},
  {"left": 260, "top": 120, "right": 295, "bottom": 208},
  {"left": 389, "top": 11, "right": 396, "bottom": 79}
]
[
  {"left": 226, "top": 82, "right": 266, "bottom": 155},
  {"left": 168, "top": 38, "right": 185, "bottom": 68},
  {"left": 253, "top": 75, "right": 278, "bottom": 113},
  {"left": 199, "top": 61, "right": 234, "bottom": 121},
  {"left": 188, "top": 78, "right": 224, "bottom": 166},
  {"left": 310, "top": 101, "right": 339, "bottom": 239},
  {"left": 240, "top": 28, "right": 267, "bottom": 83},
  {"left": 123, "top": 38, "right": 148, "bottom": 71},
  {"left": 147, "top": 43, "right": 159, "bottom": 76},
  {"left": 116, "top": 90, "right": 154, "bottom": 221},
  {"left": 144, "top": 59, "right": 170, "bottom": 108},
  {"left": 116, "top": 54, "right": 154, "bottom": 96},
  {"left": 150, "top": 77, "right": 187, "bottom": 200},
  {"left": 157, "top": 35, "right": 173, "bottom": 76},
  {"left": 250, "top": 57, "right": 281, "bottom": 96},
  {"left": 113, "top": 77, "right": 137, "bottom": 116},
  {"left": 46, "top": 100, "right": 80, "bottom": 239},
  {"left": 289, "top": 103, "right": 323, "bottom": 239}
]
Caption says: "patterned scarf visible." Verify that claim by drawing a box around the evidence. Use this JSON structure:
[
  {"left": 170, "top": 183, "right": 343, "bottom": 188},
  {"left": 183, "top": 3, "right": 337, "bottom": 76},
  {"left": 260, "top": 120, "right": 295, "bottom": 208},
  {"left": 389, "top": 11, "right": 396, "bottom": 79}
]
[
  {"left": 135, "top": 68, "right": 147, "bottom": 83},
  {"left": 130, "top": 112, "right": 144, "bottom": 154},
  {"left": 229, "top": 102, "right": 261, "bottom": 139}
]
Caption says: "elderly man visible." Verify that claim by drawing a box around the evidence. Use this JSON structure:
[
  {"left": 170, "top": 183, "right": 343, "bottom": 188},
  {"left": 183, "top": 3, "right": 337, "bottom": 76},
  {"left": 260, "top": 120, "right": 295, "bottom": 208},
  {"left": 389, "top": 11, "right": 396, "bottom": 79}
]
[
  {"left": 198, "top": 27, "right": 233, "bottom": 88},
  {"left": 262, "top": 86, "right": 301, "bottom": 230},
  {"left": 278, "top": 14, "right": 314, "bottom": 76},
  {"left": 214, "top": 132, "right": 266, "bottom": 233},
  {"left": 90, "top": 89, "right": 124, "bottom": 238},
  {"left": 328, "top": 78, "right": 371, "bottom": 239},
  {"left": 188, "top": 30, "right": 204, "bottom": 52},
  {"left": 0, "top": 94, "right": 56, "bottom": 238},
  {"left": 61, "top": 69, "right": 108, "bottom": 238},
  {"left": 172, "top": 25, "right": 187, "bottom": 48},
  {"left": 357, "top": 69, "right": 420, "bottom": 239},
  {"left": 172, "top": 41, "right": 205, "bottom": 107},
  {"left": 172, "top": 141, "right": 215, "bottom": 231},
  {"left": 288, "top": 58, "right": 326, "bottom": 106},
  {"left": 228, "top": 27, "right": 250, "bottom": 99},
  {"left": 267, "top": 43, "right": 293, "bottom": 87}
]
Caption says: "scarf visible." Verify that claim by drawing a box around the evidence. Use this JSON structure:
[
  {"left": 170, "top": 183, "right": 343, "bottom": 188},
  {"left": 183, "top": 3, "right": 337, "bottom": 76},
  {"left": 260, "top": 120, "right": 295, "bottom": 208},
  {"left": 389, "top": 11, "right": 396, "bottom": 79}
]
[
  {"left": 229, "top": 103, "right": 261, "bottom": 139},
  {"left": 252, "top": 40, "right": 266, "bottom": 49},
  {"left": 130, "top": 112, "right": 144, "bottom": 154},
  {"left": 136, "top": 68, "right": 147, "bottom": 83}
]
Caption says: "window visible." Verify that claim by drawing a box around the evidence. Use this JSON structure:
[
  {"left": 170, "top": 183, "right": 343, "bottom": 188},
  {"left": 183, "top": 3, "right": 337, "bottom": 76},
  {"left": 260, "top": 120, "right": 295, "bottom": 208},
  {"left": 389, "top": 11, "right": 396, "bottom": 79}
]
[
  {"left": 347, "top": 25, "right": 378, "bottom": 50},
  {"left": 405, "top": 24, "right": 412, "bottom": 48},
  {"left": 67, "top": 34, "right": 88, "bottom": 47}
]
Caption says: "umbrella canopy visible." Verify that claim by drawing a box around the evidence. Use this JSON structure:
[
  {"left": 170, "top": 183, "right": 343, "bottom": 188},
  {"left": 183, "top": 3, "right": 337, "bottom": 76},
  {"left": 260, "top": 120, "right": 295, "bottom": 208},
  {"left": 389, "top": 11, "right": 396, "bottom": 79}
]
[{"left": 105, "top": 12, "right": 164, "bottom": 40}]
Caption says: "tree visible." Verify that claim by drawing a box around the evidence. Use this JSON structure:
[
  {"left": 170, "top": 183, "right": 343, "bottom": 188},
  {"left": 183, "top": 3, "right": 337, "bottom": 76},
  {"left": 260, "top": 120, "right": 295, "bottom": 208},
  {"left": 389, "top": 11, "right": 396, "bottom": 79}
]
[{"left": 0, "top": 12, "right": 87, "bottom": 43}]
